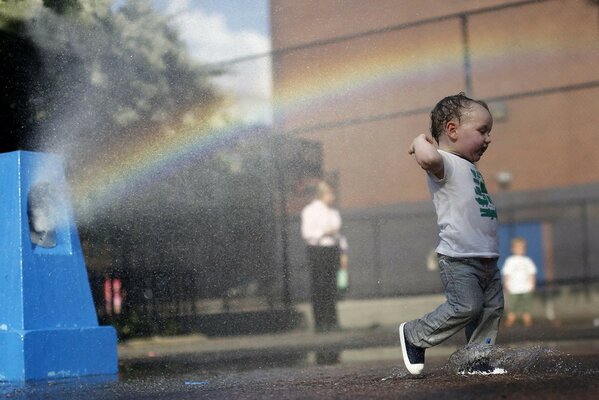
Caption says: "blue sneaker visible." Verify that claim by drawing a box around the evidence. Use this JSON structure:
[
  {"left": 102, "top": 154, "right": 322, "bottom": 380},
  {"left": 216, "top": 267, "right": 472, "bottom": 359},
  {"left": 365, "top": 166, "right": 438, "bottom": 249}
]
[{"left": 399, "top": 322, "right": 425, "bottom": 375}]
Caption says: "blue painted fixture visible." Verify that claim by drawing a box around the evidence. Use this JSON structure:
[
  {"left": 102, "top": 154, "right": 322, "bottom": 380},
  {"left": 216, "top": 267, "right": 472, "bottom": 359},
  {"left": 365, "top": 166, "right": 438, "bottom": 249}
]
[{"left": 0, "top": 151, "right": 117, "bottom": 381}]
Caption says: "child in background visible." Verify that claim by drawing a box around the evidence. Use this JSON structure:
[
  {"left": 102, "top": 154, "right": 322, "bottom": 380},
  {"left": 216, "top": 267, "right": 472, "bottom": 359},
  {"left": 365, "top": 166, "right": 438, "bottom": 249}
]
[
  {"left": 401, "top": 93, "right": 503, "bottom": 375},
  {"left": 502, "top": 237, "right": 537, "bottom": 328}
]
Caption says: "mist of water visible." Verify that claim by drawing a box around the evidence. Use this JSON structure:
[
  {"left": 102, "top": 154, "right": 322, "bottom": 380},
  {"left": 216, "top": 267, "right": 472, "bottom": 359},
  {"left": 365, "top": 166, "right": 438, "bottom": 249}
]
[
  {"left": 22, "top": 1, "right": 228, "bottom": 224},
  {"left": 12, "top": 3, "right": 283, "bottom": 328}
]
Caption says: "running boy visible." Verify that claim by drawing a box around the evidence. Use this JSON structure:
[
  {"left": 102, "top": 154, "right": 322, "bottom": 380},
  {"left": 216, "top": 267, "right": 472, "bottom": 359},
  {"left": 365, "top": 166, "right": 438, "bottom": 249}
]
[{"left": 400, "top": 93, "right": 503, "bottom": 375}]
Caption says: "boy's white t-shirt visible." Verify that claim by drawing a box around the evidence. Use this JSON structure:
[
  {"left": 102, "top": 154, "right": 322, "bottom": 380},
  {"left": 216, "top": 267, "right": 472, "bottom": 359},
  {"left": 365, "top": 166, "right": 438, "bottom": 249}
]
[
  {"left": 502, "top": 255, "right": 537, "bottom": 294},
  {"left": 428, "top": 150, "right": 499, "bottom": 258}
]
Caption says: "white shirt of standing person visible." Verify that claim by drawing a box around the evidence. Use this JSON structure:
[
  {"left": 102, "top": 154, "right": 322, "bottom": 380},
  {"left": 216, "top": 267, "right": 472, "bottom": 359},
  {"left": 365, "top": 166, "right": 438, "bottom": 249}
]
[
  {"left": 301, "top": 199, "right": 343, "bottom": 247},
  {"left": 502, "top": 255, "right": 537, "bottom": 294}
]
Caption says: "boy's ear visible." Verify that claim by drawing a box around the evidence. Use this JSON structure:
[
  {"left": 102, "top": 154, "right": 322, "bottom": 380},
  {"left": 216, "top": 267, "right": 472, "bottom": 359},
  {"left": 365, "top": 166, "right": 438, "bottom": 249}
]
[{"left": 445, "top": 120, "right": 459, "bottom": 141}]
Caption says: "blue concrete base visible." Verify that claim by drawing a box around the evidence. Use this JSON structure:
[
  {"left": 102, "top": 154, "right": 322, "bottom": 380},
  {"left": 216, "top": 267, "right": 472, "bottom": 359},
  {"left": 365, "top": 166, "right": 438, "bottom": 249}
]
[
  {"left": 0, "top": 151, "right": 118, "bottom": 382},
  {"left": 0, "top": 327, "right": 117, "bottom": 382}
]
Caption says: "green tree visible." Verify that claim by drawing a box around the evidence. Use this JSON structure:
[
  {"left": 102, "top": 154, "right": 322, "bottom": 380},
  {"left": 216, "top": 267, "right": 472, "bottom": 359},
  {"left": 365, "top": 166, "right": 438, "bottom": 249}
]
[
  {"left": 0, "top": 0, "right": 43, "bottom": 151},
  {"left": 1, "top": 0, "right": 222, "bottom": 162}
]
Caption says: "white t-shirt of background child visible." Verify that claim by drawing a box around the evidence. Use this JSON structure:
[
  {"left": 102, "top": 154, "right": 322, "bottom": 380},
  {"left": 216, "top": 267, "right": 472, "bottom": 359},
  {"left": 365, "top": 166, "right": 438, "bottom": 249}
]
[
  {"left": 428, "top": 150, "right": 499, "bottom": 258},
  {"left": 502, "top": 255, "right": 537, "bottom": 294}
]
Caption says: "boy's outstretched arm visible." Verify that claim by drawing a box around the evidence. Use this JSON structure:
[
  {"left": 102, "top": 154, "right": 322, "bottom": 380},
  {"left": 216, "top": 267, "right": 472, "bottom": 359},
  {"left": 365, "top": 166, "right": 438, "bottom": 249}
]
[{"left": 408, "top": 134, "right": 444, "bottom": 179}]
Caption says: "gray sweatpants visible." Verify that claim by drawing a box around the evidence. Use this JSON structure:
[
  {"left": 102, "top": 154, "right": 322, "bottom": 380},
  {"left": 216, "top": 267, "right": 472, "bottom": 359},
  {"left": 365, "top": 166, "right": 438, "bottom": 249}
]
[{"left": 405, "top": 255, "right": 504, "bottom": 348}]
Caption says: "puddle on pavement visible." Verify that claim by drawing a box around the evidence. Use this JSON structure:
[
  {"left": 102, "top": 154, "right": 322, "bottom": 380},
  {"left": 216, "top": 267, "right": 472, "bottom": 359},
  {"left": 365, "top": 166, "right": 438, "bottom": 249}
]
[{"left": 382, "top": 344, "right": 590, "bottom": 381}]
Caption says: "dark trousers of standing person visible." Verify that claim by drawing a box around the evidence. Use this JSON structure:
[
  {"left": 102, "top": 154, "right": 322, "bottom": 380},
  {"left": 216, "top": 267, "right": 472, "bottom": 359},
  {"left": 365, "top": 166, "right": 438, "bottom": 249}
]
[{"left": 307, "top": 245, "right": 340, "bottom": 332}]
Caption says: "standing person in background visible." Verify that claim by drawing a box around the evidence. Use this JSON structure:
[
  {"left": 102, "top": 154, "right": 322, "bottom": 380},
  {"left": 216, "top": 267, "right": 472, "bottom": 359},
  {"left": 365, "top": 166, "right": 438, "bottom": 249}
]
[
  {"left": 301, "top": 181, "right": 347, "bottom": 333},
  {"left": 502, "top": 237, "right": 538, "bottom": 328}
]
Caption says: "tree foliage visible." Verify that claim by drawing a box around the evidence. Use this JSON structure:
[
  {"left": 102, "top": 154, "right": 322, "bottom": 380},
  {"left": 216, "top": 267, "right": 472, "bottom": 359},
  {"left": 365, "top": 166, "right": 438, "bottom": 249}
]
[
  {"left": 1, "top": 2, "right": 283, "bottom": 318},
  {"left": 0, "top": 0, "right": 222, "bottom": 161}
]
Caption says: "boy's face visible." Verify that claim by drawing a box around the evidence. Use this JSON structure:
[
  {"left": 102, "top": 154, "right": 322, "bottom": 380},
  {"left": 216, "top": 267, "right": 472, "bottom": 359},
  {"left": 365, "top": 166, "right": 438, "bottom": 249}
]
[{"left": 451, "top": 103, "right": 493, "bottom": 163}]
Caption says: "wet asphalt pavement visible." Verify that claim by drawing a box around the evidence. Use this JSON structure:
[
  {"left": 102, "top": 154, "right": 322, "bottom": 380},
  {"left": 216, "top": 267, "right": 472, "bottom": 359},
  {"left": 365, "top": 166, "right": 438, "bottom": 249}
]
[{"left": 2, "top": 324, "right": 599, "bottom": 399}]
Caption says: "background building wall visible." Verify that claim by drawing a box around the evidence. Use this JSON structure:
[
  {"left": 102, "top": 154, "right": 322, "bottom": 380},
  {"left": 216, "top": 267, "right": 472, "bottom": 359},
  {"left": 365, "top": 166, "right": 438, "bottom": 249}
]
[
  {"left": 270, "top": 0, "right": 599, "bottom": 300},
  {"left": 272, "top": 0, "right": 599, "bottom": 208}
]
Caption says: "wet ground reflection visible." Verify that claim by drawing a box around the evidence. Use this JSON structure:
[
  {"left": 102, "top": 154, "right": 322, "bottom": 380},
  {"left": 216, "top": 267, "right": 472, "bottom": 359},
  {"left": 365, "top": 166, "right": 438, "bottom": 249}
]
[{"left": 1, "top": 343, "right": 599, "bottom": 399}]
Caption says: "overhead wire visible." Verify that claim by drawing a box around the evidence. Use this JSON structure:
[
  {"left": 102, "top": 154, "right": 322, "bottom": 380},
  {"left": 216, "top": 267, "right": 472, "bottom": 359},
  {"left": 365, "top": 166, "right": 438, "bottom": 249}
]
[{"left": 203, "top": 0, "right": 599, "bottom": 136}]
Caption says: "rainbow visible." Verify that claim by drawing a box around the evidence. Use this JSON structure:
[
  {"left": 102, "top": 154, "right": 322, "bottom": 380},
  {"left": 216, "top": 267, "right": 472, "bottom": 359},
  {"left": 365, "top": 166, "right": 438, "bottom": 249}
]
[
  {"left": 66, "top": 11, "right": 598, "bottom": 220},
  {"left": 68, "top": 39, "right": 461, "bottom": 218},
  {"left": 70, "top": 120, "right": 264, "bottom": 220}
]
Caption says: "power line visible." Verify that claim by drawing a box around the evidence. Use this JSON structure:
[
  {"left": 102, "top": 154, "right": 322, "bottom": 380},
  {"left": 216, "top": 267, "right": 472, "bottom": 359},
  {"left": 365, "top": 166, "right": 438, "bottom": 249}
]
[
  {"left": 285, "top": 107, "right": 430, "bottom": 136},
  {"left": 207, "top": 0, "right": 549, "bottom": 68},
  {"left": 204, "top": 0, "right": 592, "bottom": 138},
  {"left": 283, "top": 80, "right": 599, "bottom": 136}
]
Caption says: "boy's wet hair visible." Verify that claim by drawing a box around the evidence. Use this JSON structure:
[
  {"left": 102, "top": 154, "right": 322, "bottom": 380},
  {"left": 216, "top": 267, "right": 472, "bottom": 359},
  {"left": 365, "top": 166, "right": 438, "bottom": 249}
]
[{"left": 430, "top": 92, "right": 490, "bottom": 143}]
